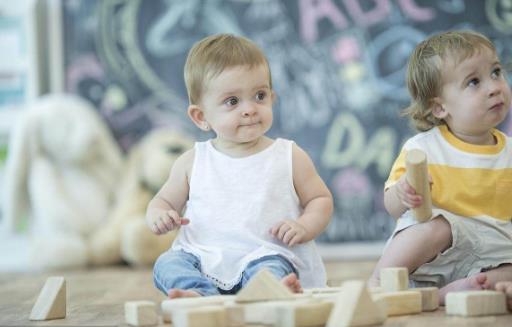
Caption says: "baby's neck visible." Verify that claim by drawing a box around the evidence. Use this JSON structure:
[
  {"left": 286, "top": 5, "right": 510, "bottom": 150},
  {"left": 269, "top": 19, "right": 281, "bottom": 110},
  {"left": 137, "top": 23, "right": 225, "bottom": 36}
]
[
  {"left": 449, "top": 128, "right": 496, "bottom": 145},
  {"left": 212, "top": 136, "right": 274, "bottom": 157}
]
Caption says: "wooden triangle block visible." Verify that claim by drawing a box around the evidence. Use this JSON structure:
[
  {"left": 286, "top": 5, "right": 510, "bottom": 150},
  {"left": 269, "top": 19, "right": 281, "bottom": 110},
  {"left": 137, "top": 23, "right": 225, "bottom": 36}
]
[
  {"left": 326, "top": 280, "right": 386, "bottom": 327},
  {"left": 30, "top": 276, "right": 66, "bottom": 320},
  {"left": 235, "top": 269, "right": 294, "bottom": 303}
]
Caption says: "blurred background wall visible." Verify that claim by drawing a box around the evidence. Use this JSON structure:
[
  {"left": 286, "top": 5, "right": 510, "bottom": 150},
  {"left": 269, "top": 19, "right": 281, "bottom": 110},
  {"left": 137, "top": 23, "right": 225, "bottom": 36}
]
[{"left": 1, "top": 0, "right": 511, "bottom": 266}]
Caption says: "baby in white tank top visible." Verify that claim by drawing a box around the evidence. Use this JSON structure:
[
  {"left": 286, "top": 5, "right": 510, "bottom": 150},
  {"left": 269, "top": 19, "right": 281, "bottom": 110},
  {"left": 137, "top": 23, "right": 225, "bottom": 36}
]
[{"left": 146, "top": 34, "right": 333, "bottom": 298}]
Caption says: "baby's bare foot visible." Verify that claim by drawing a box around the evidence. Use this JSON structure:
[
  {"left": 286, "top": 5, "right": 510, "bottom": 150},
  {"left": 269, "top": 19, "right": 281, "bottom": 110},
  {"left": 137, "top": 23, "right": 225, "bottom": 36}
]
[
  {"left": 167, "top": 289, "right": 201, "bottom": 299},
  {"left": 439, "top": 273, "right": 487, "bottom": 305},
  {"left": 282, "top": 273, "right": 303, "bottom": 293},
  {"left": 495, "top": 281, "right": 512, "bottom": 312}
]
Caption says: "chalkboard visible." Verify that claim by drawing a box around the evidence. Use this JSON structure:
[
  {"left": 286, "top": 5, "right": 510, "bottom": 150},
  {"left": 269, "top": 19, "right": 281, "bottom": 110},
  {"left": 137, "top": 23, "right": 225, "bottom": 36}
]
[{"left": 61, "top": 0, "right": 512, "bottom": 243}]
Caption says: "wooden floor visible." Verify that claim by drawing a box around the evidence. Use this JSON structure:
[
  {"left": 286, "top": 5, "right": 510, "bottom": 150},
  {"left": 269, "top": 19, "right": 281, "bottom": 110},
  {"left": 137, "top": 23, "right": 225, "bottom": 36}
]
[{"left": 1, "top": 261, "right": 511, "bottom": 326}]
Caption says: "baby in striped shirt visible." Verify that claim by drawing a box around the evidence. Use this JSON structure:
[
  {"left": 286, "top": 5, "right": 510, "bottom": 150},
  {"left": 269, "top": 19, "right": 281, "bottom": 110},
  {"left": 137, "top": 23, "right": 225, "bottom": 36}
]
[{"left": 369, "top": 30, "right": 512, "bottom": 308}]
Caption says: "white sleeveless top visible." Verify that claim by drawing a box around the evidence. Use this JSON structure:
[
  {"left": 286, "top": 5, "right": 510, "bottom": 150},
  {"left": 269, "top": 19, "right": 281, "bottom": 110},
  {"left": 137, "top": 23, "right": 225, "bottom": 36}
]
[{"left": 171, "top": 138, "right": 326, "bottom": 289}]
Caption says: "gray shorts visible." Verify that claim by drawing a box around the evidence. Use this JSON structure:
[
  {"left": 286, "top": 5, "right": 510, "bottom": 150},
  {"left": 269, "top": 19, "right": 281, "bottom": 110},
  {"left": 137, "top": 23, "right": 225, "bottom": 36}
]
[{"left": 387, "top": 208, "right": 512, "bottom": 288}]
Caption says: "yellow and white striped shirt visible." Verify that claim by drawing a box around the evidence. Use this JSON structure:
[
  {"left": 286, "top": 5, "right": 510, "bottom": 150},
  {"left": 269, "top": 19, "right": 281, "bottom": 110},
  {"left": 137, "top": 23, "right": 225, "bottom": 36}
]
[{"left": 385, "top": 125, "right": 512, "bottom": 222}]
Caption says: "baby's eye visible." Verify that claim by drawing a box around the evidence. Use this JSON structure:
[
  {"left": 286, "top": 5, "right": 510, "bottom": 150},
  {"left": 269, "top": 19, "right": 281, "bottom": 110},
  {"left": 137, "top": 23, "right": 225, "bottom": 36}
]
[
  {"left": 225, "top": 97, "right": 238, "bottom": 106},
  {"left": 255, "top": 91, "right": 266, "bottom": 101},
  {"left": 491, "top": 67, "right": 502, "bottom": 79},
  {"left": 467, "top": 78, "right": 479, "bottom": 87}
]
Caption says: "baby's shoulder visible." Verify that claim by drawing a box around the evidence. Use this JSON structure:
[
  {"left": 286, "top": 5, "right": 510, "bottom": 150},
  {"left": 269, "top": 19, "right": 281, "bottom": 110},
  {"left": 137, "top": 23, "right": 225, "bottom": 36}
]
[
  {"left": 172, "top": 148, "right": 196, "bottom": 174},
  {"left": 402, "top": 128, "right": 441, "bottom": 150}
]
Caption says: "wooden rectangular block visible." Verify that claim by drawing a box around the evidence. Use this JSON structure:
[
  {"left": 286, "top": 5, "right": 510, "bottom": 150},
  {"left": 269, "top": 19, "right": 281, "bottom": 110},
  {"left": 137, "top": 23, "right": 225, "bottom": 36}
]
[
  {"left": 372, "top": 290, "right": 422, "bottom": 316},
  {"left": 29, "top": 276, "right": 66, "bottom": 321},
  {"left": 380, "top": 267, "right": 409, "bottom": 292},
  {"left": 244, "top": 298, "right": 318, "bottom": 325},
  {"left": 224, "top": 303, "right": 245, "bottom": 327},
  {"left": 172, "top": 306, "right": 226, "bottom": 327},
  {"left": 161, "top": 295, "right": 235, "bottom": 322},
  {"left": 124, "top": 301, "right": 158, "bottom": 326},
  {"left": 276, "top": 301, "right": 333, "bottom": 327},
  {"left": 415, "top": 287, "right": 439, "bottom": 311},
  {"left": 304, "top": 286, "right": 344, "bottom": 294},
  {"left": 446, "top": 291, "right": 507, "bottom": 317}
]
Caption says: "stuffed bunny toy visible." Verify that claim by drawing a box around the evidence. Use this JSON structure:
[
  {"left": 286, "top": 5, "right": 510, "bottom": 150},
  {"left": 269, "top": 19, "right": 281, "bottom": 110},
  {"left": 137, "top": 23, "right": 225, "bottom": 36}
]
[
  {"left": 88, "top": 129, "right": 194, "bottom": 266},
  {"left": 2, "top": 94, "right": 123, "bottom": 270}
]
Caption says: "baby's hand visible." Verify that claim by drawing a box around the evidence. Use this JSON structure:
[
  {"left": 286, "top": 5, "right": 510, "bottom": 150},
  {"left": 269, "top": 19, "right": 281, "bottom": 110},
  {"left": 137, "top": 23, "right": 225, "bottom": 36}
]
[
  {"left": 395, "top": 174, "right": 433, "bottom": 209},
  {"left": 269, "top": 219, "right": 307, "bottom": 247},
  {"left": 148, "top": 209, "right": 190, "bottom": 235}
]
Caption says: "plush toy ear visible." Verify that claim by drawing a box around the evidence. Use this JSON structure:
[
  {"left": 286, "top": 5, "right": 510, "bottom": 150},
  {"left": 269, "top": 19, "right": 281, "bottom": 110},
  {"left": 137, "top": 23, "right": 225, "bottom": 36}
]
[{"left": 2, "top": 107, "right": 40, "bottom": 233}]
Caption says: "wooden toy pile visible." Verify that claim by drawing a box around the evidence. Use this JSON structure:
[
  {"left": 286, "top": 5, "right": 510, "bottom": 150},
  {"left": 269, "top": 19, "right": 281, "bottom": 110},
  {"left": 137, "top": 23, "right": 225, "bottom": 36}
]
[{"left": 29, "top": 267, "right": 509, "bottom": 326}]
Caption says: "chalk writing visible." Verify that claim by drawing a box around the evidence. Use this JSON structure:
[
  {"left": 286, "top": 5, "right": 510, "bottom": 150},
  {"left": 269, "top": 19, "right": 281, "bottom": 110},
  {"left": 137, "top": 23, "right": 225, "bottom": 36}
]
[{"left": 62, "top": 0, "right": 512, "bottom": 242}]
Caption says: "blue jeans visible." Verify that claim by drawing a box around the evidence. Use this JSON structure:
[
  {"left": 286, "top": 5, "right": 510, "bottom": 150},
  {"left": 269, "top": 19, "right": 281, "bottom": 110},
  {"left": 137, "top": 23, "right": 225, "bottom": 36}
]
[{"left": 153, "top": 250, "right": 298, "bottom": 296}]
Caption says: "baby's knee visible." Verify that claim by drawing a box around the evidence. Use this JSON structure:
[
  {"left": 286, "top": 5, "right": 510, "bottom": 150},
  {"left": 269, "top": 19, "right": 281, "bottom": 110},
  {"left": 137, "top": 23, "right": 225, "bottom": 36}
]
[
  {"left": 428, "top": 216, "right": 453, "bottom": 247},
  {"left": 408, "top": 216, "right": 451, "bottom": 245}
]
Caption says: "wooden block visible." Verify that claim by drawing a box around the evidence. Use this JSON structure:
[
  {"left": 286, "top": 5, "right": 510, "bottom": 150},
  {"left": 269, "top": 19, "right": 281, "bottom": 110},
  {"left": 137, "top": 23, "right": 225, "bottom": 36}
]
[
  {"left": 243, "top": 297, "right": 318, "bottom": 325},
  {"left": 326, "top": 280, "right": 387, "bottom": 327},
  {"left": 311, "top": 292, "right": 339, "bottom": 301},
  {"left": 276, "top": 301, "right": 333, "bottom": 327},
  {"left": 304, "top": 286, "right": 344, "bottom": 294},
  {"left": 124, "top": 301, "right": 158, "bottom": 326},
  {"left": 172, "top": 305, "right": 226, "bottom": 327},
  {"left": 380, "top": 267, "right": 409, "bottom": 292},
  {"left": 372, "top": 290, "right": 422, "bottom": 316},
  {"left": 446, "top": 291, "right": 507, "bottom": 317},
  {"left": 243, "top": 301, "right": 278, "bottom": 325},
  {"left": 224, "top": 303, "right": 245, "bottom": 327},
  {"left": 235, "top": 269, "right": 293, "bottom": 302},
  {"left": 368, "top": 286, "right": 382, "bottom": 294},
  {"left": 415, "top": 287, "right": 439, "bottom": 311},
  {"left": 161, "top": 295, "right": 234, "bottom": 322},
  {"left": 29, "top": 276, "right": 66, "bottom": 321},
  {"left": 406, "top": 149, "right": 432, "bottom": 222}
]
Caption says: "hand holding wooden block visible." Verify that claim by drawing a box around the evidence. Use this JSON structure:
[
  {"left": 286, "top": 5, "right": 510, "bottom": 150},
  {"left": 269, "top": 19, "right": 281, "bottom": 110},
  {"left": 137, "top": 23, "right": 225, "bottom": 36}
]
[{"left": 406, "top": 149, "right": 432, "bottom": 222}]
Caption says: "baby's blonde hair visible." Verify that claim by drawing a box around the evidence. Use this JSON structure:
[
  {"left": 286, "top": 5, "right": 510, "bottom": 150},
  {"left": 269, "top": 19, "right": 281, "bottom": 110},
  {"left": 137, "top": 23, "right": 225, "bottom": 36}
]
[
  {"left": 184, "top": 34, "right": 271, "bottom": 105},
  {"left": 404, "top": 30, "right": 496, "bottom": 131}
]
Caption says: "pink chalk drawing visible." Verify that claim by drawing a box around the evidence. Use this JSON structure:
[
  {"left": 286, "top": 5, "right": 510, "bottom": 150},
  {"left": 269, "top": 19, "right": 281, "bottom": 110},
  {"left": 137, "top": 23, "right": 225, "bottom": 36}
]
[
  {"left": 332, "top": 167, "right": 371, "bottom": 196},
  {"left": 300, "top": 0, "right": 348, "bottom": 43},
  {"left": 299, "top": 0, "right": 436, "bottom": 43},
  {"left": 66, "top": 55, "right": 104, "bottom": 93},
  {"left": 344, "top": 0, "right": 391, "bottom": 27},
  {"left": 398, "top": 0, "right": 435, "bottom": 21},
  {"left": 331, "top": 36, "right": 361, "bottom": 64}
]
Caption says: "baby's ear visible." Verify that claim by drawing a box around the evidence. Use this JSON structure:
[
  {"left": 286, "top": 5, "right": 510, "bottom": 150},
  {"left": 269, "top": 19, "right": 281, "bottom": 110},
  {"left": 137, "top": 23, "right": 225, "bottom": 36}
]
[
  {"left": 431, "top": 97, "right": 447, "bottom": 119},
  {"left": 187, "top": 105, "right": 209, "bottom": 131}
]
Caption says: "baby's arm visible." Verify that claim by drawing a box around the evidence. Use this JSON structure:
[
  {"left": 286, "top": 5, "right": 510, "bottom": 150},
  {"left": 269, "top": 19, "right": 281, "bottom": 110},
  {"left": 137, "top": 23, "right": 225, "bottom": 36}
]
[
  {"left": 271, "top": 144, "right": 333, "bottom": 246},
  {"left": 384, "top": 174, "right": 426, "bottom": 219},
  {"left": 146, "top": 149, "right": 194, "bottom": 235}
]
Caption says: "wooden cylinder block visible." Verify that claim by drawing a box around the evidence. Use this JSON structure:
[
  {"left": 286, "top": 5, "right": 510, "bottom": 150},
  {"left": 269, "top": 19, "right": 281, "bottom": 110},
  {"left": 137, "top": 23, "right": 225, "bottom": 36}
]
[{"left": 405, "top": 149, "right": 432, "bottom": 222}]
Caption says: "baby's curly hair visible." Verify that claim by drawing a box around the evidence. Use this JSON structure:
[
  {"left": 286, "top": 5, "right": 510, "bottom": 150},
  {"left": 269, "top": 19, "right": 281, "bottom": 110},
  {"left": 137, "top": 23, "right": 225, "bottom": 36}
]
[{"left": 403, "top": 31, "right": 496, "bottom": 131}]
